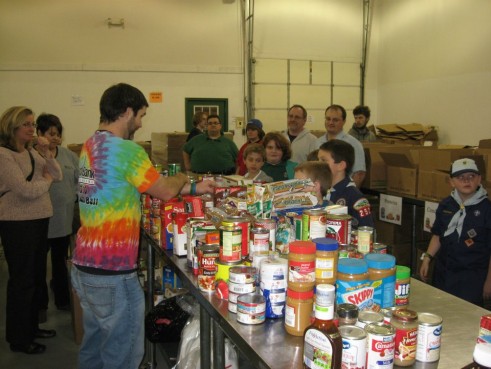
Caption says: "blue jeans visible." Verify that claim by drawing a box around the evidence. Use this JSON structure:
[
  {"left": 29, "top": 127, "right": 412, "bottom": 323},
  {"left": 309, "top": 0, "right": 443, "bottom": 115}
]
[{"left": 71, "top": 267, "right": 145, "bottom": 369}]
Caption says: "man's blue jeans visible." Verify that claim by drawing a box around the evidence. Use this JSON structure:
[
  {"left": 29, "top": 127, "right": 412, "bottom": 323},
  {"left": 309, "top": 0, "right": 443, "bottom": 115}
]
[{"left": 71, "top": 267, "right": 145, "bottom": 369}]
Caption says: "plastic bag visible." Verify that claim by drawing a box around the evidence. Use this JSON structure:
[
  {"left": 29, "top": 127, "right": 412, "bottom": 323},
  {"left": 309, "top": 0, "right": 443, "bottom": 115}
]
[{"left": 145, "top": 294, "right": 193, "bottom": 343}]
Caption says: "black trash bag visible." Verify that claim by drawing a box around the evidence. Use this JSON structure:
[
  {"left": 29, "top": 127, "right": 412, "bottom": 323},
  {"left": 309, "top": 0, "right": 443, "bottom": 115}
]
[{"left": 145, "top": 295, "right": 191, "bottom": 343}]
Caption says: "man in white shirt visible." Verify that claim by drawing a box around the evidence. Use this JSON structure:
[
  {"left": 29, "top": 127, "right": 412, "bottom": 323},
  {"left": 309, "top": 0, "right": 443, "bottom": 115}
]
[
  {"left": 282, "top": 104, "right": 318, "bottom": 164},
  {"left": 315, "top": 104, "right": 366, "bottom": 187}
]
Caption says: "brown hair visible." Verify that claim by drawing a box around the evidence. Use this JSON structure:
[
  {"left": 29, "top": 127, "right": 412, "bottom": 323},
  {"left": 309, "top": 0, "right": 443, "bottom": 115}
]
[
  {"left": 244, "top": 143, "right": 266, "bottom": 161},
  {"left": 294, "top": 161, "right": 332, "bottom": 196},
  {"left": 0, "top": 106, "right": 34, "bottom": 150},
  {"left": 263, "top": 132, "right": 292, "bottom": 162}
]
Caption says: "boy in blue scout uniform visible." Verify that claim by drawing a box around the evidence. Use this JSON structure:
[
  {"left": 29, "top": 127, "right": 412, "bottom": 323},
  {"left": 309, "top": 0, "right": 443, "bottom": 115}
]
[{"left": 420, "top": 158, "right": 491, "bottom": 306}]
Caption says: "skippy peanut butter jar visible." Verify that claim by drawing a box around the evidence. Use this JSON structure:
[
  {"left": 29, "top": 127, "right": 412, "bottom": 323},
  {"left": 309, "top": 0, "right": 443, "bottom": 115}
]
[{"left": 336, "top": 258, "right": 375, "bottom": 310}]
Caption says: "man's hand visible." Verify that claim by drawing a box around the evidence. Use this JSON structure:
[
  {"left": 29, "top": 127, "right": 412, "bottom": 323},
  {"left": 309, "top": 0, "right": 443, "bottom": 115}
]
[{"left": 196, "top": 180, "right": 216, "bottom": 195}]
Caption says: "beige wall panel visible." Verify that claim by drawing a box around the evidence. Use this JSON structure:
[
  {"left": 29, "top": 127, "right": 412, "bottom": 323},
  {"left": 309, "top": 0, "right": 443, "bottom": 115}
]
[
  {"left": 312, "top": 61, "right": 332, "bottom": 85},
  {"left": 253, "top": 110, "right": 286, "bottom": 132},
  {"left": 254, "top": 85, "right": 288, "bottom": 109},
  {"left": 333, "top": 63, "right": 361, "bottom": 86},
  {"left": 332, "top": 87, "right": 360, "bottom": 112},
  {"left": 290, "top": 85, "right": 331, "bottom": 111},
  {"left": 254, "top": 59, "right": 288, "bottom": 83},
  {"left": 290, "top": 60, "right": 310, "bottom": 84}
]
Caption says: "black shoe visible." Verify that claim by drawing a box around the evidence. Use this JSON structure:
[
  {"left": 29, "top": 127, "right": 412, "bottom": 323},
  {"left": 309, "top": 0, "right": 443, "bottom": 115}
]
[
  {"left": 10, "top": 342, "right": 46, "bottom": 354},
  {"left": 35, "top": 329, "right": 56, "bottom": 339}
]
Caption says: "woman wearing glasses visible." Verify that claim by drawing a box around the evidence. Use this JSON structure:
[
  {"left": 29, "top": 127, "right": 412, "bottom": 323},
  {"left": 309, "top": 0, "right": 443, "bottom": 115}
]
[
  {"left": 0, "top": 106, "right": 62, "bottom": 354},
  {"left": 420, "top": 158, "right": 491, "bottom": 307}
]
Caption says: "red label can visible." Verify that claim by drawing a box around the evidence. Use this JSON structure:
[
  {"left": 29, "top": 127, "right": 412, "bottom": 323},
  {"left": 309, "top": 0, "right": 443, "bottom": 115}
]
[
  {"left": 197, "top": 244, "right": 219, "bottom": 292},
  {"left": 326, "top": 214, "right": 352, "bottom": 245}
]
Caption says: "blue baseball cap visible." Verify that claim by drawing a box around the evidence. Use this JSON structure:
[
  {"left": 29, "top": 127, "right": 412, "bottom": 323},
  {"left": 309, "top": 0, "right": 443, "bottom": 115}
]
[{"left": 247, "top": 119, "right": 263, "bottom": 130}]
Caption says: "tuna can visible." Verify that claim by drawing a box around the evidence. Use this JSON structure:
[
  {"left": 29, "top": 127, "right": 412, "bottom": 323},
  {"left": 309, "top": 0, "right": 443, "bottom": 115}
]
[
  {"left": 229, "top": 266, "right": 256, "bottom": 284},
  {"left": 228, "top": 301, "right": 238, "bottom": 314},
  {"left": 365, "top": 322, "right": 396, "bottom": 369},
  {"left": 237, "top": 294, "right": 266, "bottom": 315},
  {"left": 356, "top": 310, "right": 384, "bottom": 329},
  {"left": 228, "top": 281, "right": 255, "bottom": 294},
  {"left": 254, "top": 218, "right": 276, "bottom": 251},
  {"left": 416, "top": 313, "right": 443, "bottom": 363},
  {"left": 222, "top": 216, "right": 251, "bottom": 258},
  {"left": 237, "top": 294, "right": 266, "bottom": 325},
  {"left": 249, "top": 227, "right": 270, "bottom": 254},
  {"left": 301, "top": 208, "right": 327, "bottom": 241},
  {"left": 373, "top": 242, "right": 388, "bottom": 254},
  {"left": 197, "top": 244, "right": 219, "bottom": 292},
  {"left": 339, "top": 325, "right": 367, "bottom": 369},
  {"left": 326, "top": 214, "right": 352, "bottom": 245},
  {"left": 357, "top": 226, "right": 374, "bottom": 254},
  {"left": 219, "top": 225, "right": 242, "bottom": 263}
]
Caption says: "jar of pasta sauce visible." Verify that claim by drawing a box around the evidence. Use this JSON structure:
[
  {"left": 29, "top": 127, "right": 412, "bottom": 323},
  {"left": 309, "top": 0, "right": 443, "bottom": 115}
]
[
  {"left": 392, "top": 308, "right": 418, "bottom": 367},
  {"left": 288, "top": 241, "right": 316, "bottom": 292}
]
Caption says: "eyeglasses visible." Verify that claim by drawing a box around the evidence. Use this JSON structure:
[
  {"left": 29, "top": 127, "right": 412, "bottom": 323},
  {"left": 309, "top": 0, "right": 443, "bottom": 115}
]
[
  {"left": 22, "top": 122, "right": 37, "bottom": 128},
  {"left": 454, "top": 173, "right": 478, "bottom": 182},
  {"left": 207, "top": 122, "right": 221, "bottom": 126}
]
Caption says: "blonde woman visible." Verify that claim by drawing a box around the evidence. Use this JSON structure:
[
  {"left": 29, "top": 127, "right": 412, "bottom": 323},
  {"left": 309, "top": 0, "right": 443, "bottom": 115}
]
[{"left": 0, "top": 106, "right": 62, "bottom": 354}]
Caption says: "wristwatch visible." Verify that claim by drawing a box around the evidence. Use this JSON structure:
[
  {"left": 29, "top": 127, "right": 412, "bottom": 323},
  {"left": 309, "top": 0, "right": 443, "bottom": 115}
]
[{"left": 420, "top": 252, "right": 434, "bottom": 261}]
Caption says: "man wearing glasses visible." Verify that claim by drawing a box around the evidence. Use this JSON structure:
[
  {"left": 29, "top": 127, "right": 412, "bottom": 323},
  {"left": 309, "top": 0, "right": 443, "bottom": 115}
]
[{"left": 183, "top": 114, "right": 238, "bottom": 175}]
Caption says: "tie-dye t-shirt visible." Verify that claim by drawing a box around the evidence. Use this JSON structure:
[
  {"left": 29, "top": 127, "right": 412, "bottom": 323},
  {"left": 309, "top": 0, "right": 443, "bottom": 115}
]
[{"left": 72, "top": 131, "right": 160, "bottom": 271}]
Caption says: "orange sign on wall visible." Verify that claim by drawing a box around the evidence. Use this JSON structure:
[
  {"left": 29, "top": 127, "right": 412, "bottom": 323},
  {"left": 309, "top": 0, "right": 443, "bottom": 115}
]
[{"left": 149, "top": 92, "right": 163, "bottom": 103}]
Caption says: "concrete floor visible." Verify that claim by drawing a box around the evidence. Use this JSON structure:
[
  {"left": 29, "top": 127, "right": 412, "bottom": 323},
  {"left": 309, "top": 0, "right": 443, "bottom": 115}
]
[{"left": 0, "top": 244, "right": 172, "bottom": 369}]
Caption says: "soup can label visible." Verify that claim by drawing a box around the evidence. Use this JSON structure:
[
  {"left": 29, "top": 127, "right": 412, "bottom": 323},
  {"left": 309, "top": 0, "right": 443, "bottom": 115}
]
[
  {"left": 326, "top": 214, "right": 352, "bottom": 245},
  {"left": 302, "top": 208, "right": 327, "bottom": 241},
  {"left": 416, "top": 313, "right": 442, "bottom": 362},
  {"left": 219, "top": 226, "right": 242, "bottom": 263},
  {"left": 222, "top": 216, "right": 250, "bottom": 258},
  {"left": 365, "top": 323, "right": 395, "bottom": 369}
]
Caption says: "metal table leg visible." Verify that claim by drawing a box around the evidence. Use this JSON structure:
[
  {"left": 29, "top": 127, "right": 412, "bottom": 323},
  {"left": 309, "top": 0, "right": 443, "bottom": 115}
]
[
  {"left": 143, "top": 239, "right": 156, "bottom": 369},
  {"left": 200, "top": 305, "right": 212, "bottom": 368},
  {"left": 213, "top": 319, "right": 225, "bottom": 369}
]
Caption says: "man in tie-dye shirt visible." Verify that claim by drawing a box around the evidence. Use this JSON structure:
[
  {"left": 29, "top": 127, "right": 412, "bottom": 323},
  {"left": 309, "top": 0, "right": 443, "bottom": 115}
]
[{"left": 71, "top": 83, "right": 214, "bottom": 369}]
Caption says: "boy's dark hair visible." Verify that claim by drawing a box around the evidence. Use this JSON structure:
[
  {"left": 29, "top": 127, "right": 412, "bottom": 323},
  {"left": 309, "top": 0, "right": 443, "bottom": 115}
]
[
  {"left": 263, "top": 132, "right": 292, "bottom": 161},
  {"left": 36, "top": 113, "right": 63, "bottom": 136},
  {"left": 244, "top": 143, "right": 266, "bottom": 161},
  {"left": 207, "top": 114, "right": 221, "bottom": 123},
  {"left": 325, "top": 104, "right": 347, "bottom": 121},
  {"left": 319, "top": 139, "right": 354, "bottom": 174},
  {"left": 307, "top": 149, "right": 319, "bottom": 161},
  {"left": 353, "top": 105, "right": 371, "bottom": 119},
  {"left": 294, "top": 161, "right": 332, "bottom": 197},
  {"left": 99, "top": 83, "right": 148, "bottom": 123}
]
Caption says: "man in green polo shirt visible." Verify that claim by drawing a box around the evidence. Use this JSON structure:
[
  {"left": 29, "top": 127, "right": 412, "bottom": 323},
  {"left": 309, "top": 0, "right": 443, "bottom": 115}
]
[{"left": 183, "top": 114, "right": 238, "bottom": 175}]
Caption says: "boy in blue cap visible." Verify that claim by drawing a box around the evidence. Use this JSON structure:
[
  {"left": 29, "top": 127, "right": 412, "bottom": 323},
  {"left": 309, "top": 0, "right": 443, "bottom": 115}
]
[
  {"left": 420, "top": 158, "right": 491, "bottom": 306},
  {"left": 236, "top": 119, "right": 265, "bottom": 175}
]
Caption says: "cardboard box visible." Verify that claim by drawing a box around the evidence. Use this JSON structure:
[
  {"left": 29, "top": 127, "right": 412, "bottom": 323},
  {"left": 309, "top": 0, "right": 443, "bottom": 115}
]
[
  {"left": 362, "top": 143, "right": 415, "bottom": 190},
  {"left": 379, "top": 149, "right": 419, "bottom": 196},
  {"left": 418, "top": 148, "right": 475, "bottom": 171},
  {"left": 417, "top": 169, "right": 451, "bottom": 201}
]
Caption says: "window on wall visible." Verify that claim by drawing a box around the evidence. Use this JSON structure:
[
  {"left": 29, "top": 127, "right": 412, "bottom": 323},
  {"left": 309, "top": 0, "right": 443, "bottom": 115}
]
[
  {"left": 252, "top": 58, "right": 361, "bottom": 132},
  {"left": 194, "top": 105, "right": 219, "bottom": 116}
]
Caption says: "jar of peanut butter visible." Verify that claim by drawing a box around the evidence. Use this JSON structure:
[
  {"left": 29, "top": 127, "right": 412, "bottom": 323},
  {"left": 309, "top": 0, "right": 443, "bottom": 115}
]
[
  {"left": 365, "top": 253, "right": 396, "bottom": 309},
  {"left": 284, "top": 288, "right": 314, "bottom": 336},
  {"left": 336, "top": 258, "right": 370, "bottom": 310},
  {"left": 288, "top": 241, "right": 316, "bottom": 292},
  {"left": 313, "top": 237, "right": 338, "bottom": 285}
]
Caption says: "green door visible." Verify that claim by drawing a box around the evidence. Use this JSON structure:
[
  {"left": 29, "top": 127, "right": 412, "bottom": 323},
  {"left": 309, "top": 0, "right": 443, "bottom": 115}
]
[{"left": 185, "top": 98, "right": 229, "bottom": 132}]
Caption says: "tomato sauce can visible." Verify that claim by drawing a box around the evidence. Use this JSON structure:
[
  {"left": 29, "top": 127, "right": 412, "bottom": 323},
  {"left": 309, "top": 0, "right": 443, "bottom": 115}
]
[
  {"left": 365, "top": 322, "right": 396, "bottom": 369},
  {"left": 219, "top": 225, "right": 242, "bottom": 263},
  {"left": 222, "top": 216, "right": 250, "bottom": 258},
  {"left": 301, "top": 208, "right": 327, "bottom": 241},
  {"left": 416, "top": 313, "right": 443, "bottom": 363},
  {"left": 339, "top": 325, "right": 367, "bottom": 369},
  {"left": 197, "top": 244, "right": 219, "bottom": 292},
  {"left": 326, "top": 214, "right": 352, "bottom": 245}
]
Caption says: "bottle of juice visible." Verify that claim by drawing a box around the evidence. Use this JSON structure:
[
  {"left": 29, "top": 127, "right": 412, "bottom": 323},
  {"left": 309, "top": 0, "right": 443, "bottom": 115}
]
[{"left": 303, "top": 284, "right": 342, "bottom": 369}]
